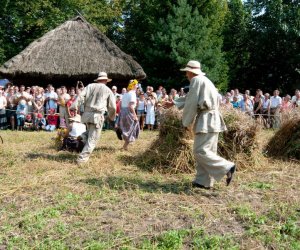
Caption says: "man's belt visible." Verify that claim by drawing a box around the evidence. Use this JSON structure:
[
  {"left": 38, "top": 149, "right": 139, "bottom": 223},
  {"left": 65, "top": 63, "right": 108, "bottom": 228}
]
[
  {"left": 84, "top": 107, "right": 105, "bottom": 114},
  {"left": 197, "top": 109, "right": 216, "bottom": 114}
]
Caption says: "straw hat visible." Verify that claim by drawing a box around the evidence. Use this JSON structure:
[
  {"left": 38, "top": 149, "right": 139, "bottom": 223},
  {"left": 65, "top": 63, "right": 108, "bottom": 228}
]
[
  {"left": 69, "top": 114, "right": 81, "bottom": 123},
  {"left": 180, "top": 60, "right": 205, "bottom": 75},
  {"left": 94, "top": 72, "right": 112, "bottom": 82}
]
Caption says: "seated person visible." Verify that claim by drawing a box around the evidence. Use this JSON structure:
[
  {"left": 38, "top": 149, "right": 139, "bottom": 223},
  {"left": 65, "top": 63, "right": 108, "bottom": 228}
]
[
  {"left": 24, "top": 114, "right": 34, "bottom": 131},
  {"left": 61, "top": 114, "right": 87, "bottom": 152},
  {"left": 35, "top": 113, "right": 46, "bottom": 131},
  {"left": 45, "top": 108, "right": 59, "bottom": 132}
]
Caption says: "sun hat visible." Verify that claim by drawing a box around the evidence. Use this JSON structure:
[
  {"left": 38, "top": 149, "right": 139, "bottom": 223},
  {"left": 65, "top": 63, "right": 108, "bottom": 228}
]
[
  {"left": 112, "top": 86, "right": 117, "bottom": 90},
  {"left": 180, "top": 60, "right": 205, "bottom": 75},
  {"left": 69, "top": 114, "right": 81, "bottom": 123},
  {"left": 94, "top": 72, "right": 112, "bottom": 82}
]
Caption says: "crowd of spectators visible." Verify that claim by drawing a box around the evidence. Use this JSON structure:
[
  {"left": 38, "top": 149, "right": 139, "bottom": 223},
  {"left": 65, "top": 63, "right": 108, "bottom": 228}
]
[
  {"left": 220, "top": 88, "right": 300, "bottom": 128},
  {"left": 0, "top": 81, "right": 299, "bottom": 132}
]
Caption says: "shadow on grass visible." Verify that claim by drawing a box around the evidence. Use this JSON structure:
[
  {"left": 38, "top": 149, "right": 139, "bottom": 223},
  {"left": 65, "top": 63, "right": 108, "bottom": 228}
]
[
  {"left": 82, "top": 176, "right": 216, "bottom": 196},
  {"left": 84, "top": 176, "right": 189, "bottom": 194},
  {"left": 26, "top": 152, "right": 77, "bottom": 163},
  {"left": 117, "top": 154, "right": 159, "bottom": 172},
  {"left": 93, "top": 146, "right": 118, "bottom": 153}
]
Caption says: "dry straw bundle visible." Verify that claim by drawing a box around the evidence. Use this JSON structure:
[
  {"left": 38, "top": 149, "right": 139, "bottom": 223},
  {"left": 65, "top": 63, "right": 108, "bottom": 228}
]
[
  {"left": 138, "top": 107, "right": 261, "bottom": 173},
  {"left": 138, "top": 107, "right": 195, "bottom": 173},
  {"left": 218, "top": 108, "right": 261, "bottom": 170},
  {"left": 266, "top": 108, "right": 300, "bottom": 160}
]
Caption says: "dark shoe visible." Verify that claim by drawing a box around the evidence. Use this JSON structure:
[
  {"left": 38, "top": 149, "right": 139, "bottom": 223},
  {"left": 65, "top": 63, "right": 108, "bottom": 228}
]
[
  {"left": 226, "top": 165, "right": 236, "bottom": 186},
  {"left": 115, "top": 128, "right": 123, "bottom": 140},
  {"left": 192, "top": 182, "right": 211, "bottom": 190}
]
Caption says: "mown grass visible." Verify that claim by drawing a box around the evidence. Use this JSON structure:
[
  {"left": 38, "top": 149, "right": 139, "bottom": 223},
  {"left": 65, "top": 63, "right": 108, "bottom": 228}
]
[{"left": 0, "top": 130, "right": 299, "bottom": 249}]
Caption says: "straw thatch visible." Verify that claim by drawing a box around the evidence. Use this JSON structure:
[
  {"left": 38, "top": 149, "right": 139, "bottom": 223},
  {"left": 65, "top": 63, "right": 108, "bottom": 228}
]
[
  {"left": 266, "top": 108, "right": 300, "bottom": 160},
  {"left": 0, "top": 16, "right": 146, "bottom": 85}
]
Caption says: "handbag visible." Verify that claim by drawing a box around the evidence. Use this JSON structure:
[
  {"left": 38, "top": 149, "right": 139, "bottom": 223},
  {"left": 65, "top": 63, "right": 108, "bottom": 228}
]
[{"left": 115, "top": 127, "right": 123, "bottom": 140}]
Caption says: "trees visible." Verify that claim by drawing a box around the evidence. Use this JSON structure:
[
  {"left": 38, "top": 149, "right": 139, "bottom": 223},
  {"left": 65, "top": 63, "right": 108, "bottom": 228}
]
[
  {"left": 1, "top": 0, "right": 298, "bottom": 93},
  {"left": 229, "top": 0, "right": 300, "bottom": 93},
  {"left": 223, "top": 0, "right": 251, "bottom": 91},
  {"left": 121, "top": 0, "right": 229, "bottom": 90},
  {"left": 0, "top": 0, "right": 124, "bottom": 65}
]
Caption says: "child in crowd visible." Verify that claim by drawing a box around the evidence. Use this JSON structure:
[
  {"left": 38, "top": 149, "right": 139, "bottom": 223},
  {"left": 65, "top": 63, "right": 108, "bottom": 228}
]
[
  {"left": 24, "top": 114, "right": 34, "bottom": 131},
  {"left": 45, "top": 108, "right": 59, "bottom": 132},
  {"left": 16, "top": 100, "right": 27, "bottom": 131},
  {"left": 35, "top": 113, "right": 46, "bottom": 131}
]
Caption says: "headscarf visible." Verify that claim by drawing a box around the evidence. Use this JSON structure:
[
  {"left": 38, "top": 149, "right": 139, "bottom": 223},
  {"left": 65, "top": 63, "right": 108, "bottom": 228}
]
[{"left": 127, "top": 79, "right": 138, "bottom": 91}]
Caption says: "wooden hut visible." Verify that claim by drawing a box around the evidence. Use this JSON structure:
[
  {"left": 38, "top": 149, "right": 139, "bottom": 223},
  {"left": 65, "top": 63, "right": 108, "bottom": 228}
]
[{"left": 0, "top": 16, "right": 146, "bottom": 87}]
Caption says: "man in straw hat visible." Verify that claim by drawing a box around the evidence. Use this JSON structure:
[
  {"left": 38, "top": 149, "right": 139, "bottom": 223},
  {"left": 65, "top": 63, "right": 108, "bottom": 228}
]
[
  {"left": 164, "top": 60, "right": 236, "bottom": 189},
  {"left": 72, "top": 72, "right": 116, "bottom": 164}
]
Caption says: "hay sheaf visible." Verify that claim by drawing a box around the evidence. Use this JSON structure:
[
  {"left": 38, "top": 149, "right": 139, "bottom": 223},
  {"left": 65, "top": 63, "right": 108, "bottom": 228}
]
[
  {"left": 266, "top": 109, "right": 300, "bottom": 160},
  {"left": 218, "top": 108, "right": 261, "bottom": 170},
  {"left": 139, "top": 108, "right": 260, "bottom": 173},
  {"left": 137, "top": 108, "right": 195, "bottom": 174},
  {"left": 0, "top": 16, "right": 146, "bottom": 83}
]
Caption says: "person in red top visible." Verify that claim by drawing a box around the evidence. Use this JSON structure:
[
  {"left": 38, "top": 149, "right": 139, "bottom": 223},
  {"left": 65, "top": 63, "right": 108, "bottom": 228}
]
[
  {"left": 66, "top": 88, "right": 77, "bottom": 118},
  {"left": 45, "top": 108, "right": 59, "bottom": 131}
]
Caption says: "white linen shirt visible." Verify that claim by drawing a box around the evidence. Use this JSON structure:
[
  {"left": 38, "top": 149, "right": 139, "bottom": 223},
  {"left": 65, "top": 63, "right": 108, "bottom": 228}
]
[
  {"left": 270, "top": 96, "right": 282, "bottom": 108},
  {"left": 73, "top": 83, "right": 116, "bottom": 125},
  {"left": 121, "top": 90, "right": 137, "bottom": 109},
  {"left": 174, "top": 75, "right": 226, "bottom": 133}
]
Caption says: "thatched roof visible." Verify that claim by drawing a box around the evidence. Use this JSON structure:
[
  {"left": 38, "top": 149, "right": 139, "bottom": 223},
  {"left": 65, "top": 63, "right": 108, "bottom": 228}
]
[{"left": 0, "top": 16, "right": 146, "bottom": 85}]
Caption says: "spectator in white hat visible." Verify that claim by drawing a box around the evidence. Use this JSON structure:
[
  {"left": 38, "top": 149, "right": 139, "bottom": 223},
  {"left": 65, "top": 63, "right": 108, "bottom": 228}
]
[{"left": 111, "top": 85, "right": 120, "bottom": 98}]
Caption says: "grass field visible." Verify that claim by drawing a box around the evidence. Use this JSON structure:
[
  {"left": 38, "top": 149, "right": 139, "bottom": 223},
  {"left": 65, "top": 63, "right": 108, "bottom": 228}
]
[{"left": 0, "top": 130, "right": 299, "bottom": 249}]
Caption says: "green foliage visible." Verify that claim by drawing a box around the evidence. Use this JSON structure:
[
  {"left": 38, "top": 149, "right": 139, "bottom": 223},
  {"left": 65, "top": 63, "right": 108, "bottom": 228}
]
[
  {"left": 241, "top": 0, "right": 300, "bottom": 93},
  {"left": 139, "top": 229, "right": 239, "bottom": 250},
  {"left": 121, "top": 0, "right": 229, "bottom": 90},
  {"left": 233, "top": 204, "right": 300, "bottom": 248},
  {"left": 0, "top": 0, "right": 125, "bottom": 64},
  {"left": 247, "top": 182, "right": 273, "bottom": 190},
  {"left": 192, "top": 234, "right": 239, "bottom": 250},
  {"left": 1, "top": 0, "right": 299, "bottom": 93},
  {"left": 155, "top": 0, "right": 228, "bottom": 89},
  {"left": 156, "top": 230, "right": 187, "bottom": 249},
  {"left": 223, "top": 0, "right": 251, "bottom": 90}
]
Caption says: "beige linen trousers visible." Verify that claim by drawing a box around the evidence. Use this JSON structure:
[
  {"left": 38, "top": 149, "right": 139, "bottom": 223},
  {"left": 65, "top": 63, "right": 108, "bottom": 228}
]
[{"left": 193, "top": 132, "right": 233, "bottom": 187}]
